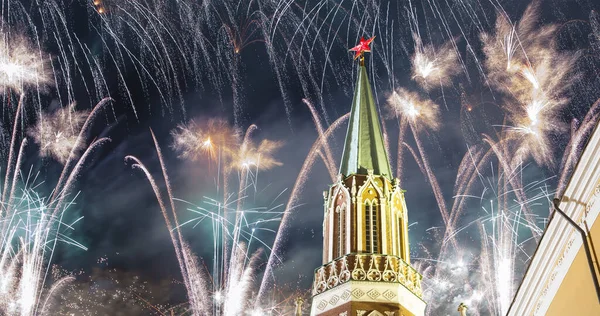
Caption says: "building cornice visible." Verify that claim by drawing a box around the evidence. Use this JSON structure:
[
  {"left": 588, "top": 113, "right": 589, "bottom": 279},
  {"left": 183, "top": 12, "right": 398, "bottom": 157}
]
[
  {"left": 310, "top": 280, "right": 426, "bottom": 315},
  {"left": 507, "top": 120, "right": 600, "bottom": 315}
]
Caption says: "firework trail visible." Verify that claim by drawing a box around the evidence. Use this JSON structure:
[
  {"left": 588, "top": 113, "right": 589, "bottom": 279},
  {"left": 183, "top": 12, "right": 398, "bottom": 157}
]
[
  {"left": 0, "top": 32, "right": 111, "bottom": 312},
  {"left": 385, "top": 88, "right": 458, "bottom": 249},
  {"left": 126, "top": 150, "right": 211, "bottom": 316},
  {"left": 258, "top": 112, "right": 349, "bottom": 303},
  {"left": 480, "top": 2, "right": 579, "bottom": 167},
  {"left": 27, "top": 103, "right": 89, "bottom": 164},
  {"left": 130, "top": 119, "right": 293, "bottom": 315},
  {"left": 1, "top": 1, "right": 597, "bottom": 316},
  {"left": 411, "top": 34, "right": 461, "bottom": 91},
  {"left": 0, "top": 95, "right": 112, "bottom": 315},
  {"left": 384, "top": 3, "right": 598, "bottom": 315},
  {"left": 471, "top": 165, "right": 549, "bottom": 315},
  {"left": 1, "top": 0, "right": 380, "bottom": 124},
  {"left": 0, "top": 34, "right": 50, "bottom": 93},
  {"left": 0, "top": 188, "right": 81, "bottom": 316},
  {"left": 303, "top": 99, "right": 337, "bottom": 181},
  {"left": 416, "top": 156, "right": 553, "bottom": 315}
]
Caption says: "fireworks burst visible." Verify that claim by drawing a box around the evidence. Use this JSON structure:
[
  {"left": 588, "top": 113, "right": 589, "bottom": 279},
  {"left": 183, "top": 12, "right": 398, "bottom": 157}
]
[
  {"left": 1, "top": 0, "right": 374, "bottom": 123},
  {"left": 0, "top": 188, "right": 82, "bottom": 316},
  {"left": 129, "top": 123, "right": 294, "bottom": 315},
  {"left": 171, "top": 118, "right": 240, "bottom": 163},
  {"left": 387, "top": 88, "right": 441, "bottom": 131},
  {"left": 231, "top": 138, "right": 284, "bottom": 172},
  {"left": 411, "top": 35, "right": 461, "bottom": 89},
  {"left": 416, "top": 157, "right": 553, "bottom": 316},
  {"left": 481, "top": 3, "right": 579, "bottom": 167},
  {"left": 27, "top": 104, "right": 89, "bottom": 164},
  {"left": 0, "top": 92, "right": 110, "bottom": 315},
  {"left": 0, "top": 0, "right": 597, "bottom": 315},
  {"left": 0, "top": 34, "right": 50, "bottom": 93},
  {"left": 379, "top": 3, "right": 596, "bottom": 314}
]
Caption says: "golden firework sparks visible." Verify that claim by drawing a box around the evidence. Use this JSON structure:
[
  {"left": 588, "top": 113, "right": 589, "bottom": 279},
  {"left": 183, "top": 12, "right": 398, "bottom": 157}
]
[
  {"left": 387, "top": 88, "right": 441, "bottom": 131},
  {"left": 411, "top": 35, "right": 461, "bottom": 89},
  {"left": 0, "top": 34, "right": 50, "bottom": 93},
  {"left": 230, "top": 138, "right": 284, "bottom": 172},
  {"left": 481, "top": 3, "right": 578, "bottom": 167},
  {"left": 171, "top": 118, "right": 240, "bottom": 162},
  {"left": 27, "top": 103, "right": 89, "bottom": 164}
]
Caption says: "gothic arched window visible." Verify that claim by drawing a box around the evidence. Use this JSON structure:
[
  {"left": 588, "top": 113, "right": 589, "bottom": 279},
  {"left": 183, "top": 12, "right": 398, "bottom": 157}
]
[
  {"left": 338, "top": 203, "right": 346, "bottom": 256},
  {"left": 397, "top": 215, "right": 403, "bottom": 255},
  {"left": 365, "top": 199, "right": 379, "bottom": 253},
  {"left": 372, "top": 201, "right": 379, "bottom": 253},
  {"left": 332, "top": 205, "right": 339, "bottom": 258}
]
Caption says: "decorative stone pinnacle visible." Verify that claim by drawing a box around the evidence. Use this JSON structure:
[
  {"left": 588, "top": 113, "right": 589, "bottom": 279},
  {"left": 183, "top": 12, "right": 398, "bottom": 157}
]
[
  {"left": 295, "top": 297, "right": 304, "bottom": 316},
  {"left": 458, "top": 303, "right": 468, "bottom": 316}
]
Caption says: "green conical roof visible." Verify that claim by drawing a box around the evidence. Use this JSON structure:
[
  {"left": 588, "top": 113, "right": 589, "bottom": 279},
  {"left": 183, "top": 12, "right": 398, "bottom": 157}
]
[{"left": 339, "top": 62, "right": 393, "bottom": 179}]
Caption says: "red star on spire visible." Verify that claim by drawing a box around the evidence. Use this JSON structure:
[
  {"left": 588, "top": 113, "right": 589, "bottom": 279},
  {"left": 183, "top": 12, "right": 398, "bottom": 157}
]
[{"left": 349, "top": 36, "right": 375, "bottom": 60}]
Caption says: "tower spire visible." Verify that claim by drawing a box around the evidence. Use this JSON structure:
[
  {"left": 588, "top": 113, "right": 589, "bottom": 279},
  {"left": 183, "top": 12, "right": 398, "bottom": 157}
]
[
  {"left": 340, "top": 38, "right": 392, "bottom": 179},
  {"left": 310, "top": 36, "right": 425, "bottom": 316}
]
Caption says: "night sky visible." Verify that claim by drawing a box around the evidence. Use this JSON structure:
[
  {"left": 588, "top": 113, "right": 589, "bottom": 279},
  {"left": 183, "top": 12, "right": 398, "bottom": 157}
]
[{"left": 3, "top": 0, "right": 600, "bottom": 315}]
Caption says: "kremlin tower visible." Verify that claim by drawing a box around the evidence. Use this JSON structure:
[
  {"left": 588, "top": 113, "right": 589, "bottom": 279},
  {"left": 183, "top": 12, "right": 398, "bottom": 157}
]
[{"left": 310, "top": 38, "right": 426, "bottom": 316}]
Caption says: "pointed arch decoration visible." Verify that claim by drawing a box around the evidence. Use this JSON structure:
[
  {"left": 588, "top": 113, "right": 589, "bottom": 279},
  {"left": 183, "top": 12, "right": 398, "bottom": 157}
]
[
  {"left": 357, "top": 171, "right": 386, "bottom": 254},
  {"left": 338, "top": 202, "right": 347, "bottom": 256},
  {"left": 356, "top": 172, "right": 385, "bottom": 199},
  {"left": 364, "top": 198, "right": 380, "bottom": 253},
  {"left": 364, "top": 199, "right": 372, "bottom": 253},
  {"left": 325, "top": 180, "right": 351, "bottom": 262}
]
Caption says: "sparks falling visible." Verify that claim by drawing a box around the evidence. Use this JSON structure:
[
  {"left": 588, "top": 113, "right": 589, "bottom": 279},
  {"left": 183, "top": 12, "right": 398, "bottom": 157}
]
[
  {"left": 481, "top": 3, "right": 578, "bottom": 167},
  {"left": 171, "top": 118, "right": 240, "bottom": 163},
  {"left": 387, "top": 88, "right": 441, "bottom": 131},
  {"left": 0, "top": 1, "right": 597, "bottom": 315},
  {"left": 0, "top": 35, "right": 50, "bottom": 93},
  {"left": 0, "top": 94, "right": 111, "bottom": 315},
  {"left": 129, "top": 123, "right": 294, "bottom": 315},
  {"left": 411, "top": 35, "right": 461, "bottom": 89},
  {"left": 27, "top": 104, "right": 90, "bottom": 164}
]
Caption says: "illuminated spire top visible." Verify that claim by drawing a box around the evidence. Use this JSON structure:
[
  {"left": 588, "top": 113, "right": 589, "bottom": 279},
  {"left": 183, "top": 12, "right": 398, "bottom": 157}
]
[
  {"left": 348, "top": 36, "right": 375, "bottom": 60},
  {"left": 339, "top": 40, "right": 392, "bottom": 179}
]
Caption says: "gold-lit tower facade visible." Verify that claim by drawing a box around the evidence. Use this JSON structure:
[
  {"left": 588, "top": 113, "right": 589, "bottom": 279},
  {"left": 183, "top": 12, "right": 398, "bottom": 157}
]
[{"left": 310, "top": 57, "right": 426, "bottom": 316}]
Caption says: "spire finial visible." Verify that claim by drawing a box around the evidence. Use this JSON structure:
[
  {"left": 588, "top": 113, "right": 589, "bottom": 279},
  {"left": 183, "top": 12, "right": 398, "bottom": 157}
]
[
  {"left": 349, "top": 36, "right": 375, "bottom": 61},
  {"left": 340, "top": 35, "right": 392, "bottom": 179}
]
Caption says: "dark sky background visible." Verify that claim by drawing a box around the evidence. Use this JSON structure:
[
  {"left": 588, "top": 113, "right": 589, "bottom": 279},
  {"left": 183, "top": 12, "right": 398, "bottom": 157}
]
[{"left": 4, "top": 0, "right": 600, "bottom": 315}]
